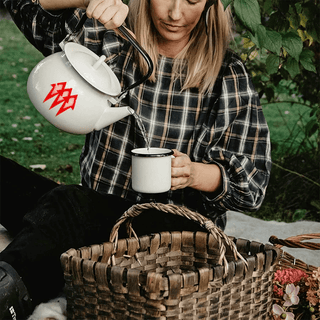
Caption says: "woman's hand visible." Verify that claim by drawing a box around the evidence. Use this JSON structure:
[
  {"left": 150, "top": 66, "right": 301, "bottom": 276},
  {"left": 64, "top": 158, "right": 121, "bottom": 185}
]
[
  {"left": 171, "top": 149, "right": 222, "bottom": 193},
  {"left": 171, "top": 149, "right": 194, "bottom": 191},
  {"left": 84, "top": 0, "right": 128, "bottom": 29}
]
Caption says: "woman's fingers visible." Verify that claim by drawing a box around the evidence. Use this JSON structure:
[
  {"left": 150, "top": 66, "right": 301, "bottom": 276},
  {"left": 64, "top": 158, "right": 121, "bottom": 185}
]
[
  {"left": 86, "top": 0, "right": 128, "bottom": 29},
  {"left": 171, "top": 149, "right": 193, "bottom": 190}
]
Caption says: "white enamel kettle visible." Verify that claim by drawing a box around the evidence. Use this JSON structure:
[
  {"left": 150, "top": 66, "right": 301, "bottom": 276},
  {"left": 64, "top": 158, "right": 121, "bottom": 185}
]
[{"left": 27, "top": 16, "right": 153, "bottom": 134}]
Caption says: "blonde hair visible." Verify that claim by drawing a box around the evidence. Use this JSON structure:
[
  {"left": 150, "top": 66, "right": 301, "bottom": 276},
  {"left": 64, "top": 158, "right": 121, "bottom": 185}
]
[{"left": 127, "top": 0, "right": 233, "bottom": 93}]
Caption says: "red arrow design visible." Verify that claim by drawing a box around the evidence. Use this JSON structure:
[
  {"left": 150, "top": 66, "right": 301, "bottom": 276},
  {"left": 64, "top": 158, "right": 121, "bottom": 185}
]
[{"left": 43, "top": 82, "right": 78, "bottom": 116}]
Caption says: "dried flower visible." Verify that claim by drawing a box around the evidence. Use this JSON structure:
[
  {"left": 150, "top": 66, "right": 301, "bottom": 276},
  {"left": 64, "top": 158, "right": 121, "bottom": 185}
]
[
  {"left": 283, "top": 284, "right": 300, "bottom": 307},
  {"left": 305, "top": 267, "right": 320, "bottom": 311},
  {"left": 273, "top": 268, "right": 319, "bottom": 319},
  {"left": 274, "top": 285, "right": 284, "bottom": 297},
  {"left": 273, "top": 304, "right": 295, "bottom": 320},
  {"left": 274, "top": 268, "right": 307, "bottom": 286}
]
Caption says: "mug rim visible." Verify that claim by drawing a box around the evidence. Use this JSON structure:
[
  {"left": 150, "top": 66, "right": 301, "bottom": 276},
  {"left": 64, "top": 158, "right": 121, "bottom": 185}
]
[{"left": 131, "top": 147, "right": 174, "bottom": 157}]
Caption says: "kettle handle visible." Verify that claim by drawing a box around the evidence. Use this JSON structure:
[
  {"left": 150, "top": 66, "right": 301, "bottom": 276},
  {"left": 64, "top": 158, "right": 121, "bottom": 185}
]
[
  {"left": 117, "top": 25, "right": 153, "bottom": 98},
  {"left": 73, "top": 13, "right": 154, "bottom": 98}
]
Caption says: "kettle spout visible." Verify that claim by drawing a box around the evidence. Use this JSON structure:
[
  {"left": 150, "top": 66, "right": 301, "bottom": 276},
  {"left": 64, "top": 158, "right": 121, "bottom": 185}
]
[{"left": 94, "top": 106, "right": 135, "bottom": 131}]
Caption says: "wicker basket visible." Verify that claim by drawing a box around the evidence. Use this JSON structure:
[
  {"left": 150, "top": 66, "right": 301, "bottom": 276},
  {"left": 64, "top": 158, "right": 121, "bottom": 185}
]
[
  {"left": 269, "top": 233, "right": 320, "bottom": 276},
  {"left": 61, "top": 203, "right": 280, "bottom": 320}
]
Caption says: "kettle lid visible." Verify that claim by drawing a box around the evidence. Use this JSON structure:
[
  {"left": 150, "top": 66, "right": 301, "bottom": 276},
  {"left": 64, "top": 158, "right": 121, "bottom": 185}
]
[{"left": 64, "top": 42, "right": 121, "bottom": 96}]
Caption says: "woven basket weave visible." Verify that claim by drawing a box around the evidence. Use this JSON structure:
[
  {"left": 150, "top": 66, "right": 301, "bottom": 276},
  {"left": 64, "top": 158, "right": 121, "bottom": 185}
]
[{"left": 61, "top": 203, "right": 280, "bottom": 320}]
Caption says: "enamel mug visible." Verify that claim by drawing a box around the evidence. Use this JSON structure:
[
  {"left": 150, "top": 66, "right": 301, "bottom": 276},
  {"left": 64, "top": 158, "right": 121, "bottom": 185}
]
[{"left": 131, "top": 148, "right": 174, "bottom": 193}]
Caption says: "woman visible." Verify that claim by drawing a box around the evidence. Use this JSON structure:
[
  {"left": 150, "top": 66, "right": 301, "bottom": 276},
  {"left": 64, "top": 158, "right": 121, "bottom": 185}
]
[{"left": 0, "top": 0, "right": 271, "bottom": 318}]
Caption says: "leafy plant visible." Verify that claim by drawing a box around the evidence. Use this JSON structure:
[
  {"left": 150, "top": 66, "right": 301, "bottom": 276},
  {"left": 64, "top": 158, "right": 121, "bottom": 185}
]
[{"left": 222, "top": 0, "right": 319, "bottom": 154}]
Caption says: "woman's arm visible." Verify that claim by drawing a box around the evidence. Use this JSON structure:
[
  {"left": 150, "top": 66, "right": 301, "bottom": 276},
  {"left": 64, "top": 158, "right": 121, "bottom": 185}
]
[
  {"left": 2, "top": 0, "right": 71, "bottom": 55},
  {"left": 172, "top": 54, "right": 271, "bottom": 213},
  {"left": 40, "top": 0, "right": 85, "bottom": 10},
  {"left": 202, "top": 57, "right": 272, "bottom": 213},
  {"left": 3, "top": 0, "right": 127, "bottom": 56},
  {"left": 40, "top": 0, "right": 128, "bottom": 29}
]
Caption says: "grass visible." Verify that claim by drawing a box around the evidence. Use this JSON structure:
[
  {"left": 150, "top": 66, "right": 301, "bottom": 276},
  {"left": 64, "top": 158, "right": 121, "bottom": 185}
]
[
  {"left": 261, "top": 77, "right": 317, "bottom": 158},
  {"left": 0, "top": 19, "right": 84, "bottom": 184},
  {"left": 1, "top": 18, "right": 319, "bottom": 222},
  {"left": 262, "top": 100, "right": 316, "bottom": 156}
]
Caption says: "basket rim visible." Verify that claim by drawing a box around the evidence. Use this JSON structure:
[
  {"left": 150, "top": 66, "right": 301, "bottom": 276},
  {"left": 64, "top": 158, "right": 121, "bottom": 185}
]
[{"left": 61, "top": 230, "right": 280, "bottom": 286}]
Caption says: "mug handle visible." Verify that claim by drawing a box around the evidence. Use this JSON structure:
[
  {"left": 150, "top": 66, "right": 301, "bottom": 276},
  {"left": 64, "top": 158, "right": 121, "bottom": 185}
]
[{"left": 72, "top": 14, "right": 154, "bottom": 98}]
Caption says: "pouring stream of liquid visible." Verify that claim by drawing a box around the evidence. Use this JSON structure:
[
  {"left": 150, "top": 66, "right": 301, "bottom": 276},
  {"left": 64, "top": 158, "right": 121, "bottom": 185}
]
[{"left": 132, "top": 112, "right": 151, "bottom": 150}]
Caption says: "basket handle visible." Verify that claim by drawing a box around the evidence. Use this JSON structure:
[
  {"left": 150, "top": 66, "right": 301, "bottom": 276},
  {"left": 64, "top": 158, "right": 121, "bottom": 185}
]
[
  {"left": 109, "top": 203, "right": 248, "bottom": 272},
  {"left": 269, "top": 233, "right": 320, "bottom": 250}
]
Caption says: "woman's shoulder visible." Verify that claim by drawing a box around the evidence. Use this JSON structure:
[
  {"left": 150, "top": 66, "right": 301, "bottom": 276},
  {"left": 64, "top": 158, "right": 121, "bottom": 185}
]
[
  {"left": 219, "top": 49, "right": 249, "bottom": 78},
  {"left": 221, "top": 50, "right": 248, "bottom": 76}
]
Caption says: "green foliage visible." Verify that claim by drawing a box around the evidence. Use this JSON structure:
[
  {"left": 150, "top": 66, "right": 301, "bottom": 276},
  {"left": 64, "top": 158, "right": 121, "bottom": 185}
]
[
  {"left": 223, "top": 0, "right": 320, "bottom": 155},
  {"left": 233, "top": 0, "right": 261, "bottom": 32},
  {"left": 222, "top": 0, "right": 318, "bottom": 79}
]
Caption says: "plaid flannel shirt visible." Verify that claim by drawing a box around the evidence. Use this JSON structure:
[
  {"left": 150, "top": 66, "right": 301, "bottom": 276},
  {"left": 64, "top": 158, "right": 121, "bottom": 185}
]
[{"left": 4, "top": 0, "right": 272, "bottom": 220}]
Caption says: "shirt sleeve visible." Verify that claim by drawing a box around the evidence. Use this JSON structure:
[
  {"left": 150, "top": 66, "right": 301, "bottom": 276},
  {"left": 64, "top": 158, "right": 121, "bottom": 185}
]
[
  {"left": 201, "top": 54, "right": 272, "bottom": 213},
  {"left": 2, "top": 0, "right": 82, "bottom": 56}
]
